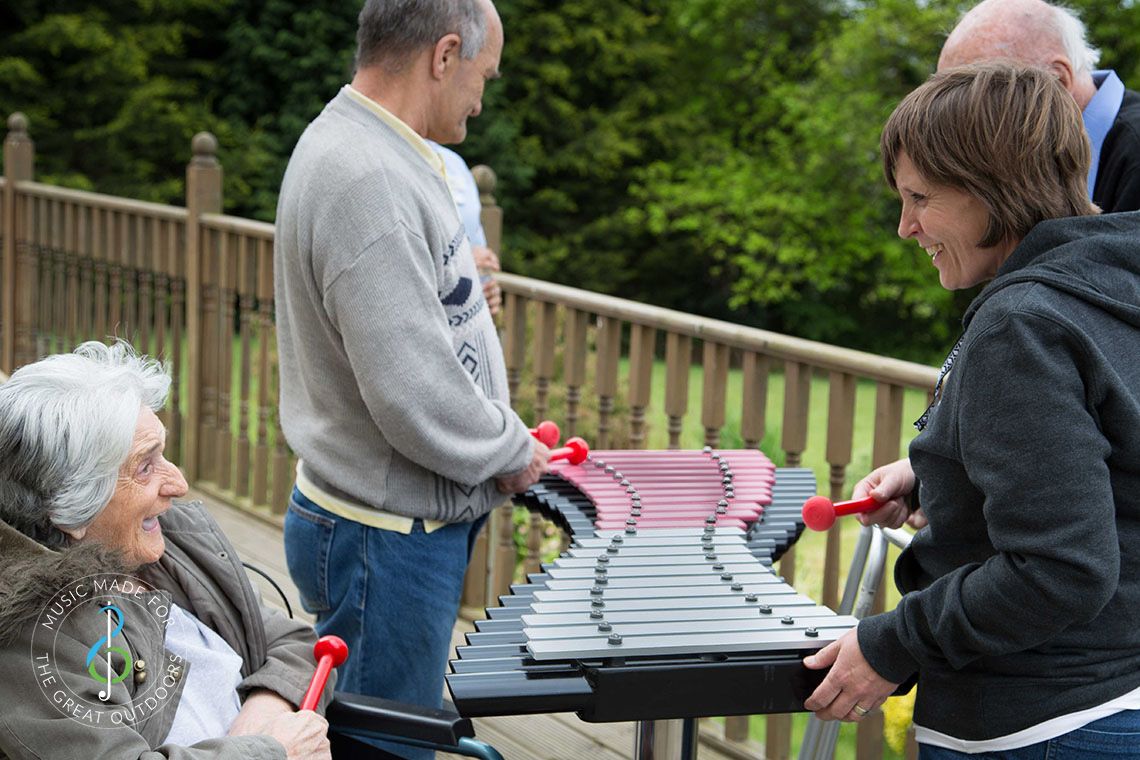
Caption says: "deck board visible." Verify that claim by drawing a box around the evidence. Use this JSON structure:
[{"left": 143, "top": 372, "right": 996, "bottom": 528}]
[{"left": 191, "top": 489, "right": 754, "bottom": 760}]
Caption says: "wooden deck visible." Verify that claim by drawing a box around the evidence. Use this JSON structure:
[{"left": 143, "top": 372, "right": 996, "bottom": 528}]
[{"left": 193, "top": 488, "right": 763, "bottom": 760}]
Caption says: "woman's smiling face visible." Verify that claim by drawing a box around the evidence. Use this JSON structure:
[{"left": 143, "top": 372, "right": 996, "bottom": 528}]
[
  {"left": 894, "top": 151, "right": 1017, "bottom": 290},
  {"left": 63, "top": 406, "right": 188, "bottom": 567}
]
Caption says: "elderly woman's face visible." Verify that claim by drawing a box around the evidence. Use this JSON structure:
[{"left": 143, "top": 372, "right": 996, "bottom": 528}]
[
  {"left": 894, "top": 151, "right": 1017, "bottom": 290},
  {"left": 66, "top": 406, "right": 188, "bottom": 566}
]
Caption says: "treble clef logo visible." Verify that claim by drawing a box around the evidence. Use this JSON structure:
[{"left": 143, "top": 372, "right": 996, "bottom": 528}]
[{"left": 85, "top": 604, "right": 133, "bottom": 701}]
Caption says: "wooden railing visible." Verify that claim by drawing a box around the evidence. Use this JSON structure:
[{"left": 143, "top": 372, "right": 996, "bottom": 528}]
[{"left": 1, "top": 113, "right": 935, "bottom": 759}]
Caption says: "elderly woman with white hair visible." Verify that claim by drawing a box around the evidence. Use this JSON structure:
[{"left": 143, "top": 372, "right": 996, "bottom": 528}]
[{"left": 0, "top": 342, "right": 331, "bottom": 759}]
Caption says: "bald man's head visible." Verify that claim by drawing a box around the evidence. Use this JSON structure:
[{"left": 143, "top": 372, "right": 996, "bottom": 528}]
[{"left": 939, "top": 0, "right": 1099, "bottom": 108}]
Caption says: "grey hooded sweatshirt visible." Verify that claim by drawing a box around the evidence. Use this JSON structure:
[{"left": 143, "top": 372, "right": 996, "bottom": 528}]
[{"left": 859, "top": 211, "right": 1140, "bottom": 740}]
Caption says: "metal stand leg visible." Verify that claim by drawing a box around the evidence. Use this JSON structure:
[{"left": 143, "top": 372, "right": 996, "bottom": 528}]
[
  {"left": 798, "top": 526, "right": 912, "bottom": 760},
  {"left": 634, "top": 718, "right": 699, "bottom": 760}
]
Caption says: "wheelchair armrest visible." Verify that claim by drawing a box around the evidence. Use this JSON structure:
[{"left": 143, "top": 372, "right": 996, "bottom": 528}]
[{"left": 326, "top": 692, "right": 476, "bottom": 747}]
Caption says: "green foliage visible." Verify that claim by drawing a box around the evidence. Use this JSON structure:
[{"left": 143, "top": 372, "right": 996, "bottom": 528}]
[
  {"left": 214, "top": 0, "right": 359, "bottom": 219},
  {"left": 463, "top": 0, "right": 691, "bottom": 301},
  {"left": 0, "top": 1, "right": 235, "bottom": 203},
  {"left": 1068, "top": 0, "right": 1140, "bottom": 87},
  {"left": 2, "top": 0, "right": 1137, "bottom": 359},
  {"left": 607, "top": 0, "right": 966, "bottom": 360}
]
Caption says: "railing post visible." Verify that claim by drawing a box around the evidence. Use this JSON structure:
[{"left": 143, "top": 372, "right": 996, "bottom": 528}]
[
  {"left": 503, "top": 292, "right": 527, "bottom": 400},
  {"left": 472, "top": 165, "right": 501, "bottom": 253},
  {"left": 595, "top": 316, "right": 622, "bottom": 449},
  {"left": 779, "top": 358, "right": 812, "bottom": 586},
  {"left": 4, "top": 113, "right": 34, "bottom": 372},
  {"left": 740, "top": 352, "right": 770, "bottom": 450},
  {"left": 563, "top": 309, "right": 589, "bottom": 437},
  {"left": 700, "top": 342, "right": 729, "bottom": 447},
  {"left": 824, "top": 371, "right": 858, "bottom": 610},
  {"left": 184, "top": 132, "right": 223, "bottom": 481},
  {"left": 664, "top": 333, "right": 692, "bottom": 449},
  {"left": 627, "top": 324, "right": 656, "bottom": 448},
  {"left": 533, "top": 301, "right": 557, "bottom": 421}
]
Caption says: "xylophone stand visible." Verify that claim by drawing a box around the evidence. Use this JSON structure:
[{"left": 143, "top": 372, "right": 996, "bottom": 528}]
[
  {"left": 798, "top": 525, "right": 913, "bottom": 760},
  {"left": 635, "top": 718, "right": 699, "bottom": 760}
]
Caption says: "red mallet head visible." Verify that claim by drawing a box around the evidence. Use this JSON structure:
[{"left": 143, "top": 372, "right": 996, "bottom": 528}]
[
  {"left": 530, "top": 420, "right": 560, "bottom": 448},
  {"left": 801, "top": 495, "right": 882, "bottom": 532},
  {"left": 314, "top": 635, "right": 349, "bottom": 666},
  {"left": 300, "top": 635, "right": 349, "bottom": 711},
  {"left": 550, "top": 436, "right": 589, "bottom": 465}
]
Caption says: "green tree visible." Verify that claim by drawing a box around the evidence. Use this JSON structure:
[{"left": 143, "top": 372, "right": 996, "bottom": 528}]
[
  {"left": 215, "top": 0, "right": 359, "bottom": 220},
  {"left": 620, "top": 0, "right": 965, "bottom": 360},
  {"left": 0, "top": 0, "right": 261, "bottom": 205},
  {"left": 462, "top": 0, "right": 692, "bottom": 293},
  {"left": 1061, "top": 0, "right": 1140, "bottom": 87}
]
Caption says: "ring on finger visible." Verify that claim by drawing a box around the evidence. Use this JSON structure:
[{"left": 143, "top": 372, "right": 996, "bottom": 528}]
[{"left": 852, "top": 704, "right": 869, "bottom": 717}]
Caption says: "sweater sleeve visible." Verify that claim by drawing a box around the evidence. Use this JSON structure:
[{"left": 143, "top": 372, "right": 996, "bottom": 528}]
[
  {"left": 323, "top": 221, "right": 532, "bottom": 485},
  {"left": 237, "top": 603, "right": 332, "bottom": 713},
  {"left": 860, "top": 310, "right": 1117, "bottom": 681}
]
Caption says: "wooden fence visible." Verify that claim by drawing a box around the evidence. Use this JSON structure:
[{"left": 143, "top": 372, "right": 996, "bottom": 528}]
[{"left": 1, "top": 113, "right": 937, "bottom": 759}]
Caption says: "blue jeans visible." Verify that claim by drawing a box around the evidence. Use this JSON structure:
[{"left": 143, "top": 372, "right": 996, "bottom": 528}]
[
  {"left": 919, "top": 710, "right": 1140, "bottom": 759},
  {"left": 284, "top": 487, "right": 488, "bottom": 760}
]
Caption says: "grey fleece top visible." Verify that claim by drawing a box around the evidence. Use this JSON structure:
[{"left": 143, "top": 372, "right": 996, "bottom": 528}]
[
  {"left": 859, "top": 211, "right": 1140, "bottom": 740},
  {"left": 274, "top": 88, "right": 532, "bottom": 522},
  {"left": 0, "top": 501, "right": 325, "bottom": 759}
]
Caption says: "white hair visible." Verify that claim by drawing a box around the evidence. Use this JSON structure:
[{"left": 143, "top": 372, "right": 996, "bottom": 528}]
[
  {"left": 0, "top": 341, "right": 170, "bottom": 545},
  {"left": 1052, "top": 3, "right": 1100, "bottom": 76}
]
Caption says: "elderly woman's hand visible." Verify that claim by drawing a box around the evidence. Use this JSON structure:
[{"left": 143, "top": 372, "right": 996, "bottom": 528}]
[
  {"left": 229, "top": 690, "right": 331, "bottom": 760},
  {"left": 853, "top": 458, "right": 916, "bottom": 529},
  {"left": 803, "top": 628, "right": 900, "bottom": 722}
]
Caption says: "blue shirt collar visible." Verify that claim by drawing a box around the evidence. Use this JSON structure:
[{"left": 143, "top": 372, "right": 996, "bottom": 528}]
[{"left": 1084, "top": 69, "right": 1126, "bottom": 199}]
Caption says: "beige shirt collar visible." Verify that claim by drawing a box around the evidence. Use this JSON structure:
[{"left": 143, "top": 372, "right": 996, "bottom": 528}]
[{"left": 343, "top": 84, "right": 446, "bottom": 178}]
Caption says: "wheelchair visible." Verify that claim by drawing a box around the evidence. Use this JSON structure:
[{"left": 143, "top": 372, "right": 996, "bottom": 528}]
[
  {"left": 245, "top": 563, "right": 503, "bottom": 760},
  {"left": 326, "top": 692, "right": 502, "bottom": 759}
]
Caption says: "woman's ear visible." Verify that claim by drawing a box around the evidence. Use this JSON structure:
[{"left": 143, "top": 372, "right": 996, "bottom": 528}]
[{"left": 58, "top": 524, "right": 87, "bottom": 541}]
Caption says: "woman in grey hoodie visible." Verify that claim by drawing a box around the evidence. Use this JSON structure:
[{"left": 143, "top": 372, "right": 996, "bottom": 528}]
[{"left": 804, "top": 63, "right": 1140, "bottom": 758}]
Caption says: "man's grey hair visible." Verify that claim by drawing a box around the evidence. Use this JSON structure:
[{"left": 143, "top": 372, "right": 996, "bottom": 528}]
[
  {"left": 356, "top": 0, "right": 488, "bottom": 73},
  {"left": 0, "top": 341, "right": 170, "bottom": 546},
  {"left": 1052, "top": 4, "right": 1100, "bottom": 76}
]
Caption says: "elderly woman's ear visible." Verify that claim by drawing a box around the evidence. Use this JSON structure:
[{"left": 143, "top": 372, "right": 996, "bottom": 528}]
[{"left": 58, "top": 523, "right": 87, "bottom": 541}]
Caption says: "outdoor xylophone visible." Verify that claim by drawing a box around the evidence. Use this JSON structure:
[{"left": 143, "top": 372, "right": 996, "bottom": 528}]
[{"left": 446, "top": 445, "right": 858, "bottom": 759}]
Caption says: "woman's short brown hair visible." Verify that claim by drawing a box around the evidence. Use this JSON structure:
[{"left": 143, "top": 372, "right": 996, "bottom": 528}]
[{"left": 881, "top": 63, "right": 1097, "bottom": 248}]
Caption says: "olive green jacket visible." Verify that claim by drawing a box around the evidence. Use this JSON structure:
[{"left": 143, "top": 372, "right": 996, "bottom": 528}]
[{"left": 0, "top": 500, "right": 332, "bottom": 759}]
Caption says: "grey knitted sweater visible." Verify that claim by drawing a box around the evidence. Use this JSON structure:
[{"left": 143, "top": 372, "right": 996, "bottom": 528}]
[{"left": 274, "top": 88, "right": 532, "bottom": 522}]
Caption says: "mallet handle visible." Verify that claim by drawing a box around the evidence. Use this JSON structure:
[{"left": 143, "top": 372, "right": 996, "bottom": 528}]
[{"left": 833, "top": 495, "right": 880, "bottom": 516}]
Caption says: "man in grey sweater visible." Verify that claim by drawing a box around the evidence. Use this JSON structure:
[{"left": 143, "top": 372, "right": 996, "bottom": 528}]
[{"left": 273, "top": 1, "right": 548, "bottom": 756}]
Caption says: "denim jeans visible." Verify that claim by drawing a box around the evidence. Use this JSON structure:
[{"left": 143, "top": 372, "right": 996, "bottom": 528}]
[
  {"left": 284, "top": 487, "right": 488, "bottom": 760},
  {"left": 919, "top": 710, "right": 1140, "bottom": 759}
]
